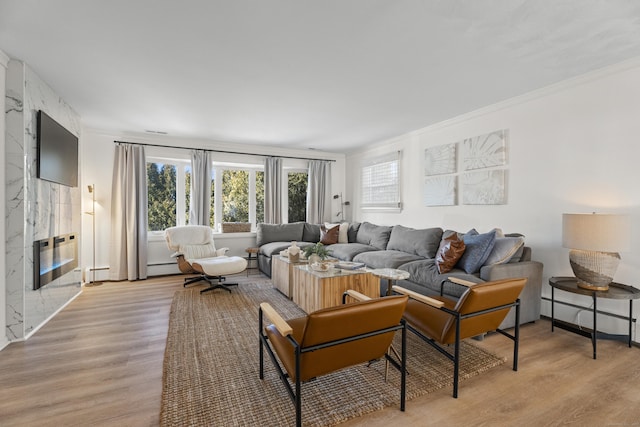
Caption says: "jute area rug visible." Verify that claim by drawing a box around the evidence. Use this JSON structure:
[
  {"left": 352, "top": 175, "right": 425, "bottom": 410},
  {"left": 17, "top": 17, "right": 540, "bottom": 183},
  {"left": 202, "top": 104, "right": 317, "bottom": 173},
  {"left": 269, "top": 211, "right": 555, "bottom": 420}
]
[{"left": 160, "top": 279, "right": 506, "bottom": 427}]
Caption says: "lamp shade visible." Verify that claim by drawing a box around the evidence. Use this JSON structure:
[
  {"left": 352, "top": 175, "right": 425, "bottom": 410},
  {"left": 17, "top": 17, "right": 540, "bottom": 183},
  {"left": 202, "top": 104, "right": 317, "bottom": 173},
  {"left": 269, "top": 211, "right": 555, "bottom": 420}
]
[{"left": 562, "top": 213, "right": 630, "bottom": 252}]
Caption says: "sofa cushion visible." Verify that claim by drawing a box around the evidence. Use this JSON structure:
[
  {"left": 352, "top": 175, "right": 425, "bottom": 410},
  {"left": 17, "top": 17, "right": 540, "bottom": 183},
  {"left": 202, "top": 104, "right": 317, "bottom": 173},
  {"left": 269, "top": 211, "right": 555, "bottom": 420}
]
[
  {"left": 302, "top": 223, "right": 321, "bottom": 242},
  {"left": 356, "top": 222, "right": 393, "bottom": 250},
  {"left": 320, "top": 224, "right": 340, "bottom": 245},
  {"left": 259, "top": 241, "right": 314, "bottom": 258},
  {"left": 435, "top": 234, "right": 466, "bottom": 273},
  {"left": 399, "top": 259, "right": 483, "bottom": 298},
  {"left": 327, "top": 243, "right": 378, "bottom": 261},
  {"left": 484, "top": 236, "right": 525, "bottom": 266},
  {"left": 456, "top": 229, "right": 497, "bottom": 274},
  {"left": 387, "top": 225, "right": 443, "bottom": 259},
  {"left": 353, "top": 250, "right": 424, "bottom": 269},
  {"left": 256, "top": 223, "right": 304, "bottom": 247}
]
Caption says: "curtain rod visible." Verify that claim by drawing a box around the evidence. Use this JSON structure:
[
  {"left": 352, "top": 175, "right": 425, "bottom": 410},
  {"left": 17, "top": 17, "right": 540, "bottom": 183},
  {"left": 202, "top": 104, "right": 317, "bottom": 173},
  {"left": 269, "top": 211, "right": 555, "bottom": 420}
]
[{"left": 113, "top": 140, "right": 336, "bottom": 162}]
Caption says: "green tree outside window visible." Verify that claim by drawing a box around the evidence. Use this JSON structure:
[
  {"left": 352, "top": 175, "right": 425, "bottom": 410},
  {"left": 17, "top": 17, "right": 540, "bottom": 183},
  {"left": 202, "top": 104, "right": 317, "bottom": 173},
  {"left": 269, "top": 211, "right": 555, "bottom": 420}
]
[{"left": 288, "top": 172, "right": 307, "bottom": 223}]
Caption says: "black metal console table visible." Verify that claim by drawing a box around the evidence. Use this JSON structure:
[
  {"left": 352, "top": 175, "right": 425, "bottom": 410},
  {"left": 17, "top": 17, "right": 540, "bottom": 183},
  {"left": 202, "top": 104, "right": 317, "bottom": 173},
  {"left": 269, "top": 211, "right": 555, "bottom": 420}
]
[{"left": 549, "top": 276, "right": 640, "bottom": 359}]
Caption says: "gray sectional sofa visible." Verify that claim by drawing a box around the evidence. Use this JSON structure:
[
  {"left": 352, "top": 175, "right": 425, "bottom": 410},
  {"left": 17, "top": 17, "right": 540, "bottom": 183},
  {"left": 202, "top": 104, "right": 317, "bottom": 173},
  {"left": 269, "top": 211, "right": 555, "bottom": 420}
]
[{"left": 256, "top": 221, "right": 543, "bottom": 328}]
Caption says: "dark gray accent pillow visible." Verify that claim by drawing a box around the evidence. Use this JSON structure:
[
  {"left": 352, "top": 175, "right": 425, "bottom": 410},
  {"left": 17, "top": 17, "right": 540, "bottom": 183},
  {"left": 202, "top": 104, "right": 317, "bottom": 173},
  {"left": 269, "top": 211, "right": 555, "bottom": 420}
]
[
  {"left": 347, "top": 222, "right": 361, "bottom": 243},
  {"left": 302, "top": 223, "right": 321, "bottom": 242},
  {"left": 387, "top": 225, "right": 443, "bottom": 258},
  {"left": 256, "top": 223, "right": 304, "bottom": 247},
  {"left": 456, "top": 229, "right": 497, "bottom": 274},
  {"left": 355, "top": 222, "right": 393, "bottom": 250}
]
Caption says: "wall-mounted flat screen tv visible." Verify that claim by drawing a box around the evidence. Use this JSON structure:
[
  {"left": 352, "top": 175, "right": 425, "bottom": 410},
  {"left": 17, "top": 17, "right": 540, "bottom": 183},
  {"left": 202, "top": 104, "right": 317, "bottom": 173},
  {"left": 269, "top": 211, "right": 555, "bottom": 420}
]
[{"left": 37, "top": 110, "right": 78, "bottom": 187}]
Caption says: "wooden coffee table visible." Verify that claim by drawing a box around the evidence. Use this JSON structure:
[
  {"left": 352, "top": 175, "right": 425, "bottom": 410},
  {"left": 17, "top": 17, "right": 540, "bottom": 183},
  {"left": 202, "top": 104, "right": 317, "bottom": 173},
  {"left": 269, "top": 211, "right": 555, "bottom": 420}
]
[
  {"left": 271, "top": 254, "right": 308, "bottom": 299},
  {"left": 291, "top": 264, "right": 379, "bottom": 313}
]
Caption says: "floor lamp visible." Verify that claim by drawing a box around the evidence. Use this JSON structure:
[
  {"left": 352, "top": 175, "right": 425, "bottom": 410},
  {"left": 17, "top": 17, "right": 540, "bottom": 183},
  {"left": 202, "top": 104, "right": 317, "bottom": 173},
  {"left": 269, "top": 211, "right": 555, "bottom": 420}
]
[{"left": 85, "top": 184, "right": 102, "bottom": 286}]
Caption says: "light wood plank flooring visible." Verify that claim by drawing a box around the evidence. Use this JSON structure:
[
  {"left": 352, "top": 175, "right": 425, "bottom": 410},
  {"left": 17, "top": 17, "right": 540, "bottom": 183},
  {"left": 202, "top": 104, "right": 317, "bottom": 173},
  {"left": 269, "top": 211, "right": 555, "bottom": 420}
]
[{"left": 1, "top": 275, "right": 639, "bottom": 426}]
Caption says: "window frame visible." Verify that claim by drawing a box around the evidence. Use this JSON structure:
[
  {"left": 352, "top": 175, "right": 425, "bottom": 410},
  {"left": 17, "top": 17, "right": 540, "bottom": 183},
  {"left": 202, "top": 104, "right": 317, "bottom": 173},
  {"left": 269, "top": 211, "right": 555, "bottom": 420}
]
[
  {"left": 146, "top": 153, "right": 312, "bottom": 237},
  {"left": 213, "top": 165, "right": 262, "bottom": 229},
  {"left": 360, "top": 150, "right": 402, "bottom": 212},
  {"left": 146, "top": 156, "right": 191, "bottom": 235},
  {"left": 285, "top": 167, "right": 309, "bottom": 224}
]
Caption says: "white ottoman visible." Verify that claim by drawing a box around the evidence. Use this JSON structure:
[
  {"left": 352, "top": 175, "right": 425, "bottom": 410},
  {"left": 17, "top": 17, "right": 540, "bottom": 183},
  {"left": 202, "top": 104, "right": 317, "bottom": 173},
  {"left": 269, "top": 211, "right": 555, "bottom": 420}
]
[{"left": 191, "top": 256, "right": 248, "bottom": 293}]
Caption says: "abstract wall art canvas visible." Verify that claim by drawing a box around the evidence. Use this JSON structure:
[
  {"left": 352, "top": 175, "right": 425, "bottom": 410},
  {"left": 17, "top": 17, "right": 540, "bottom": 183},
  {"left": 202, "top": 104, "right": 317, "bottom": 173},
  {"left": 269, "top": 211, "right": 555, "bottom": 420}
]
[
  {"left": 462, "top": 130, "right": 507, "bottom": 171},
  {"left": 424, "top": 143, "right": 457, "bottom": 175},
  {"left": 424, "top": 175, "right": 457, "bottom": 206},
  {"left": 462, "top": 170, "right": 507, "bottom": 205}
]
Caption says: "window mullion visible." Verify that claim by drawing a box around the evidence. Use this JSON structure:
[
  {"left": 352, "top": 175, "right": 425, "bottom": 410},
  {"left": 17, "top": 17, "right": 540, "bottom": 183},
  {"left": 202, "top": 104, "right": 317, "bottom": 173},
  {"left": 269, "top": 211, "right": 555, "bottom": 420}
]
[
  {"left": 214, "top": 166, "right": 223, "bottom": 231},
  {"left": 249, "top": 170, "right": 256, "bottom": 230},
  {"left": 176, "top": 162, "right": 186, "bottom": 226}
]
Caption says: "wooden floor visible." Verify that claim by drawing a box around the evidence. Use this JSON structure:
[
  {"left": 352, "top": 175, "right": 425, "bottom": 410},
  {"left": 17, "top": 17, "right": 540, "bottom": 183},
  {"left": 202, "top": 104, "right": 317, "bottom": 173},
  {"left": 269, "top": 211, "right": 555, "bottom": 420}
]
[{"left": 1, "top": 275, "right": 639, "bottom": 427}]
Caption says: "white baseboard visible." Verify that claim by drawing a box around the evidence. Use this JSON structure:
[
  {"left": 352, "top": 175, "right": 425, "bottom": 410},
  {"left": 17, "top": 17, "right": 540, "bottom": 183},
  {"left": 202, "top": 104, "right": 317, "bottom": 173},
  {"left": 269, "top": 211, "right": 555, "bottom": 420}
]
[
  {"left": 24, "top": 289, "right": 83, "bottom": 340},
  {"left": 148, "top": 264, "right": 180, "bottom": 276},
  {"left": 83, "top": 264, "right": 180, "bottom": 284}
]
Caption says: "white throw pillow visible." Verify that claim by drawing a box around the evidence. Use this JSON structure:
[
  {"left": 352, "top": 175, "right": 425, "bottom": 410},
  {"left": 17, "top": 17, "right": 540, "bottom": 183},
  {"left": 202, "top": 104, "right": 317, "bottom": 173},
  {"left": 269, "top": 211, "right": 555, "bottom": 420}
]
[
  {"left": 483, "top": 236, "right": 525, "bottom": 266},
  {"left": 325, "top": 222, "right": 349, "bottom": 243}
]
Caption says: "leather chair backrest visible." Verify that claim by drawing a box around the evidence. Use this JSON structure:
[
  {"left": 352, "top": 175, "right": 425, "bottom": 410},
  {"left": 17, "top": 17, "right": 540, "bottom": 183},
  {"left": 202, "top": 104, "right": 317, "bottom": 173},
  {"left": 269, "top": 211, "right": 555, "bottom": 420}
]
[
  {"left": 165, "top": 225, "right": 213, "bottom": 251},
  {"left": 441, "top": 278, "right": 527, "bottom": 344},
  {"left": 297, "top": 295, "right": 408, "bottom": 381}
]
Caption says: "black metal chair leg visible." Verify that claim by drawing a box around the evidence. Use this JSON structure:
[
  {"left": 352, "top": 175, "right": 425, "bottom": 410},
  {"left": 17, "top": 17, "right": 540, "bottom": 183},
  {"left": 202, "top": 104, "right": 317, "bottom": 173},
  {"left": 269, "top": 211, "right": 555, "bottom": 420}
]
[
  {"left": 199, "top": 275, "right": 239, "bottom": 294},
  {"left": 200, "top": 282, "right": 238, "bottom": 294},
  {"left": 183, "top": 275, "right": 206, "bottom": 287}
]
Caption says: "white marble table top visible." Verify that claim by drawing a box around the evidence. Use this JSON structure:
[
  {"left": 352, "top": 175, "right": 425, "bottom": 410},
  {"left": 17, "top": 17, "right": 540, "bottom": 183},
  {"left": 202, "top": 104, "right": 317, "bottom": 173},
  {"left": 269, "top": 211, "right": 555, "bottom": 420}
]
[{"left": 369, "top": 268, "right": 410, "bottom": 281}]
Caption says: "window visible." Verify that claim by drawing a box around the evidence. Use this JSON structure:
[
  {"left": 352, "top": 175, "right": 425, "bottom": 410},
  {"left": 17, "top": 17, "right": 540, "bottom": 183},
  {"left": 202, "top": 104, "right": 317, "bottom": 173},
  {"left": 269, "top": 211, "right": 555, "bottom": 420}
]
[
  {"left": 255, "top": 171, "right": 264, "bottom": 224},
  {"left": 209, "top": 170, "right": 215, "bottom": 226},
  {"left": 147, "top": 154, "right": 309, "bottom": 233},
  {"left": 147, "top": 160, "right": 190, "bottom": 231},
  {"left": 147, "top": 162, "right": 176, "bottom": 231},
  {"left": 222, "top": 169, "right": 249, "bottom": 222},
  {"left": 288, "top": 171, "right": 307, "bottom": 222},
  {"left": 184, "top": 165, "right": 191, "bottom": 224},
  {"left": 361, "top": 151, "right": 402, "bottom": 211}
]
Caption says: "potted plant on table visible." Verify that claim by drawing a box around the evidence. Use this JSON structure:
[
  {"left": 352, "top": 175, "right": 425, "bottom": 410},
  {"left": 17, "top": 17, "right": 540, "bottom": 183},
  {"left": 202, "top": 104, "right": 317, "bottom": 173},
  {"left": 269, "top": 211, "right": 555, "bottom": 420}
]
[{"left": 303, "top": 242, "right": 330, "bottom": 266}]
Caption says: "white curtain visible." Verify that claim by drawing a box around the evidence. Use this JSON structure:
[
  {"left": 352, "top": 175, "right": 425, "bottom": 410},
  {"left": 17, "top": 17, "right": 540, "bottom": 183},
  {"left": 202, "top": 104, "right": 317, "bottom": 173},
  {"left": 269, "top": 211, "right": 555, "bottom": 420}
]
[
  {"left": 189, "top": 149, "right": 212, "bottom": 226},
  {"left": 306, "top": 160, "right": 331, "bottom": 224},
  {"left": 264, "top": 157, "right": 283, "bottom": 224},
  {"left": 109, "top": 144, "right": 148, "bottom": 281}
]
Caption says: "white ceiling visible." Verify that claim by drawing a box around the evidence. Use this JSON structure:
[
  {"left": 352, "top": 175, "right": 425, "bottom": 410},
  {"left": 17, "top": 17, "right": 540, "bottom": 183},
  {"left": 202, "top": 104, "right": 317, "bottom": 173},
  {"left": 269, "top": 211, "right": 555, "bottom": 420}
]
[{"left": 2, "top": 1, "right": 640, "bottom": 153}]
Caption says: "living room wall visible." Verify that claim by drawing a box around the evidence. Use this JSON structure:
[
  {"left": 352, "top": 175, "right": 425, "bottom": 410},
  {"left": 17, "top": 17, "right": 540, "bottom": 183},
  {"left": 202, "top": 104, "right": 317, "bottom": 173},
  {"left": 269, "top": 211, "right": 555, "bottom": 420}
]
[
  {"left": 0, "top": 50, "right": 9, "bottom": 349},
  {"left": 345, "top": 58, "right": 640, "bottom": 341},
  {"left": 4, "top": 61, "right": 82, "bottom": 341},
  {"left": 80, "top": 130, "right": 346, "bottom": 280}
]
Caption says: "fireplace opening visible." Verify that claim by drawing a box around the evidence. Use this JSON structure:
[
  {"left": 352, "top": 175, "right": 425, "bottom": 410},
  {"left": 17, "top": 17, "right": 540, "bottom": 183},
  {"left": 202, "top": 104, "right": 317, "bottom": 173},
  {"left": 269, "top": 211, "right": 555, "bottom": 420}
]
[{"left": 33, "top": 233, "right": 78, "bottom": 290}]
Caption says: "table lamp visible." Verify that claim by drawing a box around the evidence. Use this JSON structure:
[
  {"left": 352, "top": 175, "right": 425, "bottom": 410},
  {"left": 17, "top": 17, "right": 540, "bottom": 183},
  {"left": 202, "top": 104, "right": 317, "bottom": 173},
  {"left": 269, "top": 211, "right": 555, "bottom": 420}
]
[{"left": 562, "top": 213, "right": 630, "bottom": 291}]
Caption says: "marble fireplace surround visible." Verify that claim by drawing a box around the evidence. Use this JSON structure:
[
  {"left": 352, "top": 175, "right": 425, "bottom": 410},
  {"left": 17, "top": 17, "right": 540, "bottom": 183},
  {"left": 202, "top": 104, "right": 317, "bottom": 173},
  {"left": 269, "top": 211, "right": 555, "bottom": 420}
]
[
  {"left": 34, "top": 233, "right": 79, "bottom": 291},
  {"left": 5, "top": 60, "right": 82, "bottom": 341}
]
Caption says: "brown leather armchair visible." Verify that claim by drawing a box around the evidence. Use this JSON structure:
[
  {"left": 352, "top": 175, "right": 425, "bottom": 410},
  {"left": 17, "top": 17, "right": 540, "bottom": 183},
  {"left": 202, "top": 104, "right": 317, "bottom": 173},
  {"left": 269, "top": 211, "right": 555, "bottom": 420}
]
[
  {"left": 259, "top": 291, "right": 409, "bottom": 427},
  {"left": 393, "top": 277, "right": 527, "bottom": 398}
]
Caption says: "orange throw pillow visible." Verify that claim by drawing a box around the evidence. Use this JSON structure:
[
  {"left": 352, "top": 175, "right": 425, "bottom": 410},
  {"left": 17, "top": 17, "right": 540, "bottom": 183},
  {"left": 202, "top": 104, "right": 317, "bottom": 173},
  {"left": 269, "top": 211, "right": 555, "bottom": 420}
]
[
  {"left": 320, "top": 224, "right": 339, "bottom": 245},
  {"left": 435, "top": 234, "right": 466, "bottom": 273}
]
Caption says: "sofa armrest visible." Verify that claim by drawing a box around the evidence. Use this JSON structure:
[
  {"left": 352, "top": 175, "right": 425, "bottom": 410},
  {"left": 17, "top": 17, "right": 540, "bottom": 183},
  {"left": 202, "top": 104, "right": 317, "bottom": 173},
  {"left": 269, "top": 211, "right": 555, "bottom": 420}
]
[
  {"left": 480, "top": 260, "right": 544, "bottom": 327},
  {"left": 480, "top": 261, "right": 543, "bottom": 283}
]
